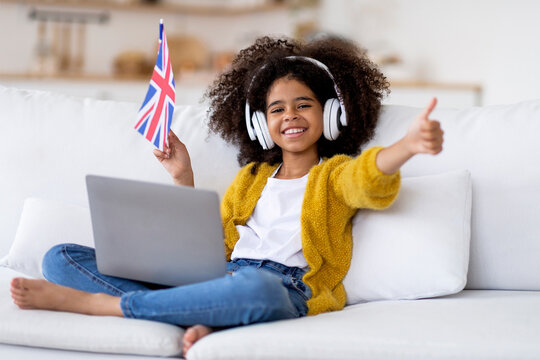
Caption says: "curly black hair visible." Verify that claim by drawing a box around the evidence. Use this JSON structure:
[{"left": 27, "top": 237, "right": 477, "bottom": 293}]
[{"left": 204, "top": 35, "right": 389, "bottom": 169}]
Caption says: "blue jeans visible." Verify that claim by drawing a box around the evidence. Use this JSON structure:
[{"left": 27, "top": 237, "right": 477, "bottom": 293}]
[{"left": 42, "top": 244, "right": 312, "bottom": 327}]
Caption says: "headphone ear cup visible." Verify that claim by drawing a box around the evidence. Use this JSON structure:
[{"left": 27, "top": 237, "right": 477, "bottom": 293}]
[
  {"left": 245, "top": 102, "right": 257, "bottom": 141},
  {"left": 323, "top": 98, "right": 342, "bottom": 141},
  {"left": 252, "top": 110, "right": 275, "bottom": 150}
]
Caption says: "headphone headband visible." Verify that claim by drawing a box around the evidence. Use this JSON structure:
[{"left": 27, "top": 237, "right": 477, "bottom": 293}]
[
  {"left": 283, "top": 56, "right": 344, "bottom": 106},
  {"left": 246, "top": 56, "right": 344, "bottom": 107}
]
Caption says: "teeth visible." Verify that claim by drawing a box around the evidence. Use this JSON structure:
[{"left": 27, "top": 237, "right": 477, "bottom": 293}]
[{"left": 284, "top": 128, "right": 305, "bottom": 134}]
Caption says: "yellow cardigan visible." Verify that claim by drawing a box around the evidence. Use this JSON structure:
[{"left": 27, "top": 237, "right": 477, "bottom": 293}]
[{"left": 220, "top": 146, "right": 401, "bottom": 315}]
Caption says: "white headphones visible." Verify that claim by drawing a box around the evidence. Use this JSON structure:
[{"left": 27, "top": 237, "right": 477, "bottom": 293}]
[{"left": 245, "top": 56, "right": 348, "bottom": 150}]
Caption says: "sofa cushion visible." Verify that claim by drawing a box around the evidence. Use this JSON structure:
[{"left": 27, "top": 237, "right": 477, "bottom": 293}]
[
  {"left": 0, "top": 198, "right": 94, "bottom": 279},
  {"left": 366, "top": 100, "right": 540, "bottom": 290},
  {"left": 0, "top": 267, "right": 184, "bottom": 357},
  {"left": 344, "top": 170, "right": 472, "bottom": 303},
  {"left": 188, "top": 290, "right": 540, "bottom": 360}
]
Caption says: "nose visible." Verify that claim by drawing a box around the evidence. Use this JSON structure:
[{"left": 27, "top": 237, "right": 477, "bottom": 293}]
[{"left": 283, "top": 107, "right": 298, "bottom": 121}]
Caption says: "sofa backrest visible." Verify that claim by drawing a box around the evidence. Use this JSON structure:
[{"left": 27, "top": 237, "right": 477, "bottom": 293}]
[
  {"left": 0, "top": 86, "right": 239, "bottom": 259},
  {"left": 1, "top": 85, "right": 539, "bottom": 291}
]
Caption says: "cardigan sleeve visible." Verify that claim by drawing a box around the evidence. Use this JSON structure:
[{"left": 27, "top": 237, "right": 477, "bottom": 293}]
[{"left": 330, "top": 146, "right": 401, "bottom": 210}]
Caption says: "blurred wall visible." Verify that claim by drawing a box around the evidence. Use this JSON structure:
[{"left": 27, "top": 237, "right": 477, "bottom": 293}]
[
  {"left": 319, "top": 0, "right": 540, "bottom": 105},
  {"left": 1, "top": 1, "right": 539, "bottom": 106}
]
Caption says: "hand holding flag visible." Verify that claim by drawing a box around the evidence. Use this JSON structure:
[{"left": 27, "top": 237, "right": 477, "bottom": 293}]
[
  {"left": 134, "top": 19, "right": 175, "bottom": 151},
  {"left": 153, "top": 130, "right": 194, "bottom": 187}
]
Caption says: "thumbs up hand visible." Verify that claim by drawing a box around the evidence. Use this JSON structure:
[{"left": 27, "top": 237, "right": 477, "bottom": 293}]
[
  {"left": 374, "top": 97, "right": 444, "bottom": 175},
  {"left": 405, "top": 97, "right": 444, "bottom": 155}
]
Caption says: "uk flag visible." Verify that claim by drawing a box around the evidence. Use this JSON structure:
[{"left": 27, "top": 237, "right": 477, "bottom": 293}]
[{"left": 134, "top": 20, "right": 175, "bottom": 151}]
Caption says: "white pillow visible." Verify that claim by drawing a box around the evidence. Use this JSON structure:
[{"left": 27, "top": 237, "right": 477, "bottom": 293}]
[
  {"left": 343, "top": 170, "right": 472, "bottom": 304},
  {"left": 0, "top": 267, "right": 183, "bottom": 357},
  {"left": 0, "top": 198, "right": 94, "bottom": 279}
]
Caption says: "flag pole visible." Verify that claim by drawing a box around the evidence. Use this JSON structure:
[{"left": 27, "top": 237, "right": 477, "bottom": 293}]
[{"left": 135, "top": 18, "right": 175, "bottom": 151}]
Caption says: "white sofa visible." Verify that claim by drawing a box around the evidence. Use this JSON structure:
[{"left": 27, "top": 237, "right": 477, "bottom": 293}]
[{"left": 1, "top": 84, "right": 540, "bottom": 360}]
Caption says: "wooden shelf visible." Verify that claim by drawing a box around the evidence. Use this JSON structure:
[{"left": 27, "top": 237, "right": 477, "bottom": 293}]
[
  {"left": 1, "top": 72, "right": 482, "bottom": 93},
  {"left": 0, "top": 71, "right": 219, "bottom": 87},
  {"left": 1, "top": 0, "right": 318, "bottom": 16},
  {"left": 0, "top": 72, "right": 147, "bottom": 83}
]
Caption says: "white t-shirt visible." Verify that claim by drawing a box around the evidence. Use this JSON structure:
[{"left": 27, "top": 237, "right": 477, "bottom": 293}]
[{"left": 230, "top": 165, "right": 311, "bottom": 269}]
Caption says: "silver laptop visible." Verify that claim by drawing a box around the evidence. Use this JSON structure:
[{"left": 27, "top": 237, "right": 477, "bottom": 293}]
[{"left": 86, "top": 174, "right": 227, "bottom": 287}]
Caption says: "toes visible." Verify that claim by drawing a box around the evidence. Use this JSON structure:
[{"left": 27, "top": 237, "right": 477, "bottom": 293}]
[
  {"left": 184, "top": 327, "right": 197, "bottom": 342},
  {"left": 12, "top": 296, "right": 28, "bottom": 309},
  {"left": 11, "top": 278, "right": 22, "bottom": 289},
  {"left": 182, "top": 329, "right": 196, "bottom": 353},
  {"left": 182, "top": 340, "right": 192, "bottom": 357},
  {"left": 12, "top": 277, "right": 34, "bottom": 291},
  {"left": 11, "top": 291, "right": 26, "bottom": 303},
  {"left": 182, "top": 325, "right": 212, "bottom": 355},
  {"left": 17, "top": 278, "right": 33, "bottom": 290},
  {"left": 10, "top": 278, "right": 36, "bottom": 309},
  {"left": 15, "top": 302, "right": 33, "bottom": 310},
  {"left": 182, "top": 326, "right": 202, "bottom": 355},
  {"left": 10, "top": 286, "right": 23, "bottom": 297},
  {"left": 10, "top": 282, "right": 26, "bottom": 298}
]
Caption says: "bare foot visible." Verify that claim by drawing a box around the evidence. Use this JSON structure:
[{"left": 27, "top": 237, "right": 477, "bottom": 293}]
[
  {"left": 182, "top": 324, "right": 212, "bottom": 355},
  {"left": 10, "top": 277, "right": 122, "bottom": 316}
]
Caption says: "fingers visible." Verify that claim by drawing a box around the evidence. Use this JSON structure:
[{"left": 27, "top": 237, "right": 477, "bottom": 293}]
[
  {"left": 168, "top": 129, "right": 184, "bottom": 146},
  {"left": 420, "top": 124, "right": 444, "bottom": 154},
  {"left": 166, "top": 129, "right": 185, "bottom": 150},
  {"left": 420, "top": 98, "right": 442, "bottom": 154},
  {"left": 169, "top": 129, "right": 179, "bottom": 141},
  {"left": 420, "top": 97, "right": 438, "bottom": 120},
  {"left": 406, "top": 97, "right": 443, "bottom": 155},
  {"left": 420, "top": 118, "right": 441, "bottom": 131},
  {"left": 422, "top": 139, "right": 443, "bottom": 154},
  {"left": 151, "top": 131, "right": 177, "bottom": 160},
  {"left": 153, "top": 148, "right": 170, "bottom": 160},
  {"left": 153, "top": 130, "right": 184, "bottom": 161}
]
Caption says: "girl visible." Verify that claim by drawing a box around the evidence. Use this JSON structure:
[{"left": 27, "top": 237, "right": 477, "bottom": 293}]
[{"left": 10, "top": 36, "right": 443, "bottom": 355}]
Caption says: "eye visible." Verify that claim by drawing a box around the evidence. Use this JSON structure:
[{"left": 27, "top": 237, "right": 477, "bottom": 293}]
[
  {"left": 270, "top": 107, "right": 284, "bottom": 114},
  {"left": 298, "top": 103, "right": 312, "bottom": 109}
]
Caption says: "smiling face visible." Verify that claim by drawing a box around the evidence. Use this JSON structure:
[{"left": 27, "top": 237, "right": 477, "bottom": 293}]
[{"left": 265, "top": 76, "right": 324, "bottom": 160}]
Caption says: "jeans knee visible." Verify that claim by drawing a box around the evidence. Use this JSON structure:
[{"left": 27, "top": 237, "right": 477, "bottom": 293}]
[
  {"left": 42, "top": 243, "right": 93, "bottom": 282},
  {"left": 236, "top": 268, "right": 278, "bottom": 295},
  {"left": 253, "top": 272, "right": 287, "bottom": 301},
  {"left": 234, "top": 267, "right": 296, "bottom": 322},
  {"left": 41, "top": 243, "right": 69, "bottom": 281}
]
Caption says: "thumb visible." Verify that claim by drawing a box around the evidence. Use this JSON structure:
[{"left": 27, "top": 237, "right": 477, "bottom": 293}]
[
  {"left": 420, "top": 97, "right": 437, "bottom": 121},
  {"left": 169, "top": 129, "right": 183, "bottom": 145}
]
